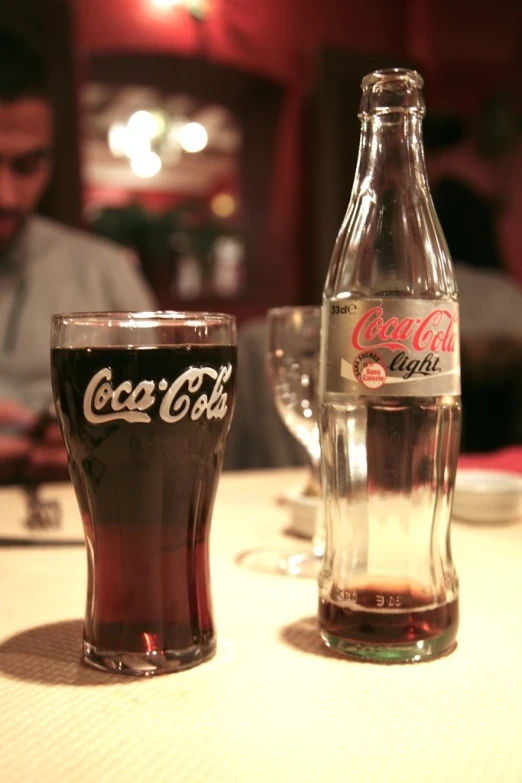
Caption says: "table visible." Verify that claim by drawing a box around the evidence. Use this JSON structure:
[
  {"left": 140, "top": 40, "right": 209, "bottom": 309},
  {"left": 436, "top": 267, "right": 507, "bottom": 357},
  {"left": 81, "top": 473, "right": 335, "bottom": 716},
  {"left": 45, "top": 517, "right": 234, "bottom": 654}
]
[{"left": 1, "top": 469, "right": 521, "bottom": 783}]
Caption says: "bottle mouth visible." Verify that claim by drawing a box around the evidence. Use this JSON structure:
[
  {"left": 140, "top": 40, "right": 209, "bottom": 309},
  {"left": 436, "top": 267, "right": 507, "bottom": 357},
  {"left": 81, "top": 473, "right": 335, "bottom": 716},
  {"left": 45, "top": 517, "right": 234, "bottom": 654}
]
[
  {"left": 360, "top": 68, "right": 425, "bottom": 119},
  {"left": 361, "top": 68, "right": 424, "bottom": 90}
]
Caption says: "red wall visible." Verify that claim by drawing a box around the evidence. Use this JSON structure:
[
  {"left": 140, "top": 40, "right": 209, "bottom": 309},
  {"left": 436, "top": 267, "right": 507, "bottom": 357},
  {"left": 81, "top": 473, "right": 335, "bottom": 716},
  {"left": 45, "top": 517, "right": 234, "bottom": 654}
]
[
  {"left": 76, "top": 0, "right": 408, "bottom": 84},
  {"left": 76, "top": 0, "right": 522, "bottom": 93},
  {"left": 85, "top": 186, "right": 192, "bottom": 212},
  {"left": 76, "top": 0, "right": 413, "bottom": 302},
  {"left": 76, "top": 0, "right": 522, "bottom": 294}
]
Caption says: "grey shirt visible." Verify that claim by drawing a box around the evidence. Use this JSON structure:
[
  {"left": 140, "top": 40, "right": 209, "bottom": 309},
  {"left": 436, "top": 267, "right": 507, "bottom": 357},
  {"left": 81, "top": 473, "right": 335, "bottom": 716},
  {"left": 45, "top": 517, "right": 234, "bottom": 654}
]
[
  {"left": 0, "top": 215, "right": 156, "bottom": 410},
  {"left": 456, "top": 264, "right": 522, "bottom": 338}
]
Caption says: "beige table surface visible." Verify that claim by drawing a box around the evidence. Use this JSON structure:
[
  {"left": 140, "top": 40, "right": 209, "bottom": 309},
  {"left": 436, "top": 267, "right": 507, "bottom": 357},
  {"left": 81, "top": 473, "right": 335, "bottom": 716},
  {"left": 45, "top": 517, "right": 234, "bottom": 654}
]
[{"left": 0, "top": 468, "right": 521, "bottom": 783}]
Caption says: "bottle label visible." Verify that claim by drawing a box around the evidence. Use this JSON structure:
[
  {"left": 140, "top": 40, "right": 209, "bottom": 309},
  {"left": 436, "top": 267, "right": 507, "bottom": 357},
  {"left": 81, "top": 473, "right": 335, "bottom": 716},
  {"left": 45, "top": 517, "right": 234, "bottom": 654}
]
[{"left": 322, "top": 299, "right": 460, "bottom": 396}]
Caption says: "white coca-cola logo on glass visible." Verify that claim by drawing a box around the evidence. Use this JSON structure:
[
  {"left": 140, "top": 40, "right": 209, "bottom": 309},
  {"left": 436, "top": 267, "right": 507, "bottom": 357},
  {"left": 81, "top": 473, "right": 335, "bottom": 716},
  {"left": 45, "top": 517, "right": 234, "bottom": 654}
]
[{"left": 83, "top": 365, "right": 233, "bottom": 425}]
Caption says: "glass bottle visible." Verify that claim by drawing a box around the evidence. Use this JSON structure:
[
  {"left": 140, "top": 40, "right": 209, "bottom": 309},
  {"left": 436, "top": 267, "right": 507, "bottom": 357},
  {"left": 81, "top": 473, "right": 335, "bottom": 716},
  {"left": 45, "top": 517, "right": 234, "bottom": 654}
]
[{"left": 318, "top": 69, "right": 461, "bottom": 663}]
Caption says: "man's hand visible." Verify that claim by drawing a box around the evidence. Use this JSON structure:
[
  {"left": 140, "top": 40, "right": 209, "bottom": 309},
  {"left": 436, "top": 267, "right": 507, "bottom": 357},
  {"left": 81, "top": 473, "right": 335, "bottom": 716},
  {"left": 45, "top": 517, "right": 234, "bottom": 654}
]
[
  {"left": 25, "top": 420, "right": 69, "bottom": 482},
  {"left": 0, "top": 402, "right": 35, "bottom": 483},
  {"left": 0, "top": 402, "right": 69, "bottom": 484},
  {"left": 0, "top": 401, "right": 36, "bottom": 430}
]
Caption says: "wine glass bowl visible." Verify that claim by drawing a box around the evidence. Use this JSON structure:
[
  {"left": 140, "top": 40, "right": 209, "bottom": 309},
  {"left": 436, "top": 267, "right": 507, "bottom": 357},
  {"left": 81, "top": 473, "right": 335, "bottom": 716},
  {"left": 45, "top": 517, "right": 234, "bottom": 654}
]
[
  {"left": 267, "top": 308, "right": 321, "bottom": 469},
  {"left": 239, "top": 306, "right": 323, "bottom": 577}
]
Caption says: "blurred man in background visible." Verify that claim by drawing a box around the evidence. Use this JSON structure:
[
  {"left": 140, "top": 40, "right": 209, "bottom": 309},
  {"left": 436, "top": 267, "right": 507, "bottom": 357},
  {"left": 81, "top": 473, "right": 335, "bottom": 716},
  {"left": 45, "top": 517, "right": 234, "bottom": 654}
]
[
  {"left": 0, "top": 26, "right": 155, "bottom": 482},
  {"left": 424, "top": 109, "right": 522, "bottom": 452}
]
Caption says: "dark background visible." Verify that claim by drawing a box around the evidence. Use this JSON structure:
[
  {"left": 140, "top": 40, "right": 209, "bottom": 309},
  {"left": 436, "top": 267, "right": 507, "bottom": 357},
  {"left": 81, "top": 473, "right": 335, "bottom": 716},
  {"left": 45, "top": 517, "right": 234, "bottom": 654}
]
[
  {"left": 2, "top": 0, "right": 521, "bottom": 313},
  {"left": 2, "top": 0, "right": 522, "bottom": 452}
]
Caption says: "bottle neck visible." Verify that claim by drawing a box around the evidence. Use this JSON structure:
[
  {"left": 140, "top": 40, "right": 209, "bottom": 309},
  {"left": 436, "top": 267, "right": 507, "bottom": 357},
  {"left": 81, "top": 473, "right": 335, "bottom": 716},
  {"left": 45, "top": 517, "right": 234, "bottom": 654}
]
[{"left": 355, "top": 113, "right": 428, "bottom": 193}]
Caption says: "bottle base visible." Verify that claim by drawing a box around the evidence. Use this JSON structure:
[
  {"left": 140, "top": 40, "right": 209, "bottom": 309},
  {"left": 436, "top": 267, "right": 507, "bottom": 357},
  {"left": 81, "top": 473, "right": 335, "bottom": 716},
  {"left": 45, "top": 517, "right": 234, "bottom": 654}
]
[
  {"left": 320, "top": 628, "right": 457, "bottom": 664},
  {"left": 83, "top": 638, "right": 216, "bottom": 676}
]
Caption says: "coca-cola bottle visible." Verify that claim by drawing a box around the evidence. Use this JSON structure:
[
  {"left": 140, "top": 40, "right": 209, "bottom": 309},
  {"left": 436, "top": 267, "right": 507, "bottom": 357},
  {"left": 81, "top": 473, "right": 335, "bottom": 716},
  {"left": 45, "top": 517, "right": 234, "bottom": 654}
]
[{"left": 318, "top": 68, "right": 460, "bottom": 663}]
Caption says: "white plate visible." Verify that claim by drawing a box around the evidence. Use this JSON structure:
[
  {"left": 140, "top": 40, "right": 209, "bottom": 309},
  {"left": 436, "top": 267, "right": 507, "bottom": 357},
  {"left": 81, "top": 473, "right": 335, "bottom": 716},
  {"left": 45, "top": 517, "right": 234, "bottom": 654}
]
[{"left": 453, "top": 469, "right": 522, "bottom": 524}]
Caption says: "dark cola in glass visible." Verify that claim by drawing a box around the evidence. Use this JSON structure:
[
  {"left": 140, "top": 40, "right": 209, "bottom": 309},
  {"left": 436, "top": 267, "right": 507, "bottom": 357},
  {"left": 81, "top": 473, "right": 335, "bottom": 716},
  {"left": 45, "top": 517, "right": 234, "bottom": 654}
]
[{"left": 51, "top": 312, "right": 236, "bottom": 676}]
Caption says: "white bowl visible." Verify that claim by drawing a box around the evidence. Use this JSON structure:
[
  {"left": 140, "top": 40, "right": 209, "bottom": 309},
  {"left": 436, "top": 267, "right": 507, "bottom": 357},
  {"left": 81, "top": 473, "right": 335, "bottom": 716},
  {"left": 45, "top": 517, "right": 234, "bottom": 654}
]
[
  {"left": 453, "top": 469, "right": 522, "bottom": 523},
  {"left": 282, "top": 485, "right": 320, "bottom": 539}
]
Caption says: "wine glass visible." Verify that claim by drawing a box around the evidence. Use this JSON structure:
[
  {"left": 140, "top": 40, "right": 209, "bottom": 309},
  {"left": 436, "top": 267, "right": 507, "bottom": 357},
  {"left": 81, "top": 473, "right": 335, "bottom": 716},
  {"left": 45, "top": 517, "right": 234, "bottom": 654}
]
[{"left": 239, "top": 306, "right": 323, "bottom": 577}]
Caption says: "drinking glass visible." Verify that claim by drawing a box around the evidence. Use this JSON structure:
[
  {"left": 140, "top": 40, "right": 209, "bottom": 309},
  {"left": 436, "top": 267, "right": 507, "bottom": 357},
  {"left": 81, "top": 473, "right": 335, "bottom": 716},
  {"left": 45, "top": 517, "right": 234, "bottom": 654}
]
[
  {"left": 240, "top": 306, "right": 323, "bottom": 577},
  {"left": 51, "top": 311, "right": 237, "bottom": 676}
]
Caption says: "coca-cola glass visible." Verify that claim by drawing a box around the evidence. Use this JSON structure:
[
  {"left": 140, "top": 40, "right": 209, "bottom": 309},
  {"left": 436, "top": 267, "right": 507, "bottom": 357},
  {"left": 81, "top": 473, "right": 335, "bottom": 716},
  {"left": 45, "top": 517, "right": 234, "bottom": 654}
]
[{"left": 51, "top": 312, "right": 237, "bottom": 676}]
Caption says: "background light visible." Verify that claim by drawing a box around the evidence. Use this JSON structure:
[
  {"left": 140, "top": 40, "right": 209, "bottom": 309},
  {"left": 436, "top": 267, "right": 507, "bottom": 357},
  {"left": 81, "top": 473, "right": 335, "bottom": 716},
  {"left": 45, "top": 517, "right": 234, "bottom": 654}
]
[
  {"left": 150, "top": 0, "right": 209, "bottom": 19},
  {"left": 211, "top": 193, "right": 236, "bottom": 218},
  {"left": 122, "top": 131, "right": 151, "bottom": 160},
  {"left": 130, "top": 151, "right": 163, "bottom": 178},
  {"left": 107, "top": 124, "right": 128, "bottom": 157},
  {"left": 151, "top": 0, "right": 184, "bottom": 9},
  {"left": 178, "top": 122, "right": 208, "bottom": 153},
  {"left": 128, "top": 110, "right": 165, "bottom": 140}
]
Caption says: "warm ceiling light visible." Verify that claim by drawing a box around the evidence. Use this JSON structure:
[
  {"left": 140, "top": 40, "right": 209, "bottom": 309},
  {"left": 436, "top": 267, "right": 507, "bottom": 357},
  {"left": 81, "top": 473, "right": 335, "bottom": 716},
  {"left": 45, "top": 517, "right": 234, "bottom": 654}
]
[
  {"left": 211, "top": 193, "right": 236, "bottom": 218},
  {"left": 128, "top": 110, "right": 165, "bottom": 140},
  {"left": 151, "top": 0, "right": 184, "bottom": 9},
  {"left": 122, "top": 131, "right": 151, "bottom": 160},
  {"left": 178, "top": 122, "right": 208, "bottom": 153},
  {"left": 130, "top": 151, "right": 162, "bottom": 178},
  {"left": 150, "top": 0, "right": 209, "bottom": 19},
  {"left": 108, "top": 123, "right": 151, "bottom": 160},
  {"left": 107, "top": 124, "right": 128, "bottom": 157}
]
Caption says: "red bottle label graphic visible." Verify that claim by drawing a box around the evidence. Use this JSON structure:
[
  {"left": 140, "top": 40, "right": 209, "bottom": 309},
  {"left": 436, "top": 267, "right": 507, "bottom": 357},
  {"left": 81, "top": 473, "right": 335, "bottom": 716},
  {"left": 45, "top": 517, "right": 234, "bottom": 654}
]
[{"left": 323, "top": 299, "right": 460, "bottom": 396}]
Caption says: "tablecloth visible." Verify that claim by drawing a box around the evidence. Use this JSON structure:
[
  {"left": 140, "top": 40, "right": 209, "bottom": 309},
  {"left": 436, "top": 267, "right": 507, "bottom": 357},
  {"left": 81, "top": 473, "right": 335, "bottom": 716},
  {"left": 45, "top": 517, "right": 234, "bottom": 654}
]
[{"left": 0, "top": 468, "right": 521, "bottom": 783}]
